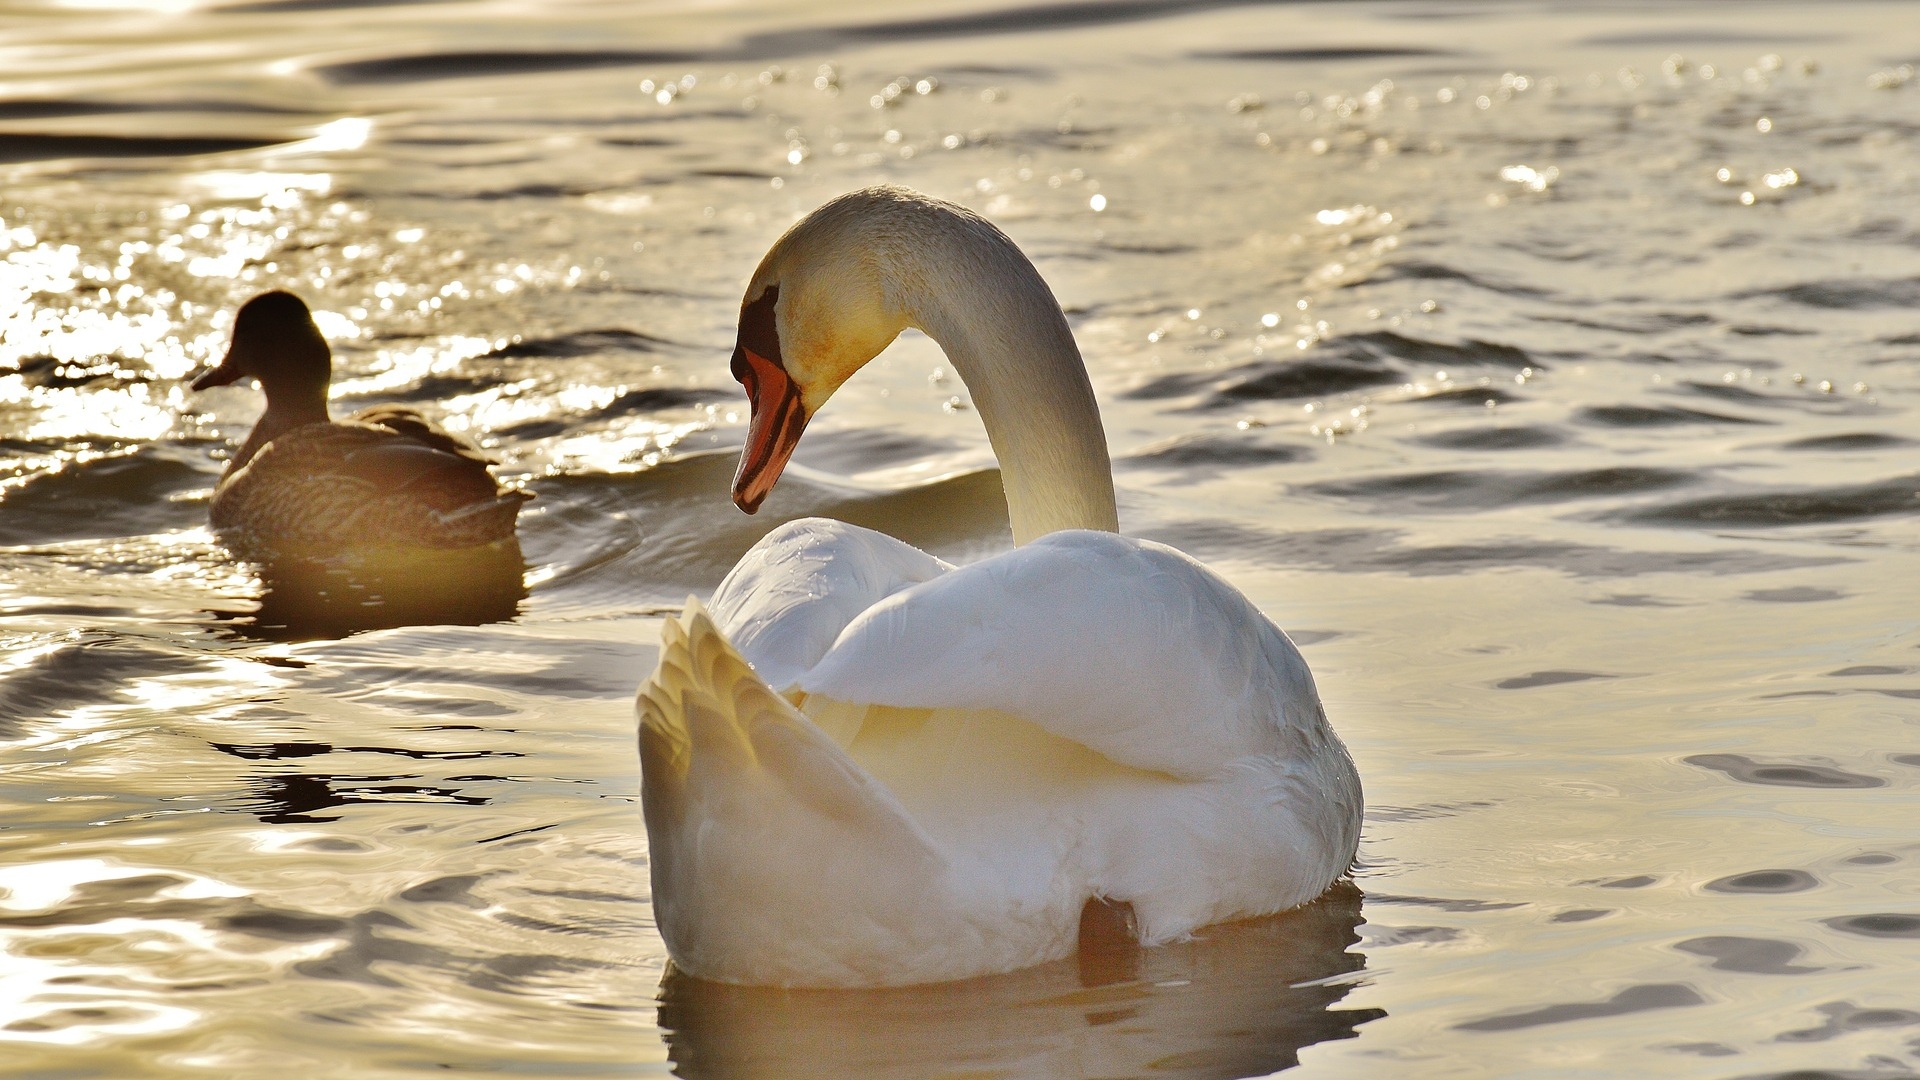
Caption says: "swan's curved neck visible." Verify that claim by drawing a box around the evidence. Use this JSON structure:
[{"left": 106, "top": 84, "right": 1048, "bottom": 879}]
[{"left": 903, "top": 226, "right": 1118, "bottom": 545}]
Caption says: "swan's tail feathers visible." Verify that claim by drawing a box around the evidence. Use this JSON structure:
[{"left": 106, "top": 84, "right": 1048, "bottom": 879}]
[
  {"left": 641, "top": 598, "right": 931, "bottom": 836},
  {"left": 638, "top": 602, "right": 947, "bottom": 966},
  {"left": 636, "top": 606, "right": 697, "bottom": 835}
]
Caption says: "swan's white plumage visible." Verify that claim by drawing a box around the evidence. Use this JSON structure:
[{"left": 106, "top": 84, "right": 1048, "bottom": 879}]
[
  {"left": 638, "top": 185, "right": 1362, "bottom": 988},
  {"left": 640, "top": 601, "right": 959, "bottom": 986},
  {"left": 787, "top": 526, "right": 1316, "bottom": 779},
  {"left": 643, "top": 518, "right": 1361, "bottom": 987},
  {"left": 707, "top": 517, "right": 951, "bottom": 692}
]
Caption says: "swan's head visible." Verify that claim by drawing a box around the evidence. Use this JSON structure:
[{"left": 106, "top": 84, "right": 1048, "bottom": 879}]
[
  {"left": 191, "top": 290, "right": 332, "bottom": 403},
  {"left": 729, "top": 189, "right": 918, "bottom": 513}
]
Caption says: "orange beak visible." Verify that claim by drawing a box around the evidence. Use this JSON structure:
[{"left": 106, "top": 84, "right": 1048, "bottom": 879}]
[{"left": 730, "top": 343, "right": 808, "bottom": 514}]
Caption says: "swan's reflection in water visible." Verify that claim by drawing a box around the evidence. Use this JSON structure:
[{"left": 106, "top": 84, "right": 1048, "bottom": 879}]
[
  {"left": 659, "top": 883, "right": 1381, "bottom": 1080},
  {"left": 214, "top": 539, "right": 527, "bottom": 640}
]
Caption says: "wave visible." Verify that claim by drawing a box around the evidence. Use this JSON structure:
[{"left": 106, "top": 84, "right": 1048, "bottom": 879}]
[
  {"left": 0, "top": 635, "right": 188, "bottom": 738},
  {"left": 1453, "top": 984, "right": 1704, "bottom": 1032},
  {"left": 1124, "top": 331, "right": 1534, "bottom": 407},
  {"left": 315, "top": 50, "right": 700, "bottom": 85},
  {"left": 1737, "top": 278, "right": 1920, "bottom": 310},
  {"left": 309, "top": 0, "right": 1437, "bottom": 89},
  {"left": 1367, "top": 261, "right": 1555, "bottom": 299},
  {"left": 1412, "top": 385, "right": 1525, "bottom": 407},
  {"left": 1576, "top": 405, "right": 1766, "bottom": 427},
  {"left": 1494, "top": 670, "right": 1615, "bottom": 690},
  {"left": 0, "top": 445, "right": 212, "bottom": 547},
  {"left": 747, "top": 0, "right": 1292, "bottom": 55},
  {"left": 1193, "top": 46, "right": 1452, "bottom": 62},
  {"left": 1124, "top": 355, "right": 1394, "bottom": 403},
  {"left": 223, "top": 0, "right": 467, "bottom": 11},
  {"left": 1528, "top": 311, "right": 1715, "bottom": 335},
  {"left": 1415, "top": 425, "right": 1567, "bottom": 450},
  {"left": 1726, "top": 323, "right": 1816, "bottom": 337},
  {"left": 487, "top": 329, "right": 695, "bottom": 359},
  {"left": 9, "top": 355, "right": 153, "bottom": 390},
  {"left": 0, "top": 132, "right": 285, "bottom": 164},
  {"left": 1822, "top": 914, "right": 1920, "bottom": 941},
  {"left": 0, "top": 862, "right": 633, "bottom": 999},
  {"left": 1779, "top": 433, "right": 1915, "bottom": 451},
  {"left": 1141, "top": 519, "right": 1844, "bottom": 579},
  {"left": 1119, "top": 433, "right": 1313, "bottom": 472},
  {"left": 1685, "top": 754, "right": 1883, "bottom": 789},
  {"left": 0, "top": 98, "right": 313, "bottom": 121},
  {"left": 1617, "top": 472, "right": 1920, "bottom": 527},
  {"left": 1703, "top": 870, "right": 1818, "bottom": 894},
  {"left": 335, "top": 373, "right": 507, "bottom": 405},
  {"left": 1352, "top": 331, "right": 1533, "bottom": 370},
  {"left": 1302, "top": 466, "right": 1693, "bottom": 512}
]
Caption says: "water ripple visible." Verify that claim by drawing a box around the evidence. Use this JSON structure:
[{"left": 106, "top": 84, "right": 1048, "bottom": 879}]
[{"left": 1620, "top": 474, "right": 1920, "bottom": 527}]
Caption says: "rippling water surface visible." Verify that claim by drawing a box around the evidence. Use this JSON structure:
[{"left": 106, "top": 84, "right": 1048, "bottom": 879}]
[{"left": 4, "top": 0, "right": 1920, "bottom": 1075}]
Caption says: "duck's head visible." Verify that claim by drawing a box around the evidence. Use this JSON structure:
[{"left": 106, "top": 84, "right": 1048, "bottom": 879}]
[
  {"left": 728, "top": 188, "right": 919, "bottom": 513},
  {"left": 191, "top": 291, "right": 333, "bottom": 410}
]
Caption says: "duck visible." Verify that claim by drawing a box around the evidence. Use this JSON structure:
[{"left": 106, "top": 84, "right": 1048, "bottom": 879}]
[
  {"left": 637, "top": 186, "right": 1361, "bottom": 988},
  {"left": 191, "top": 290, "right": 530, "bottom": 559}
]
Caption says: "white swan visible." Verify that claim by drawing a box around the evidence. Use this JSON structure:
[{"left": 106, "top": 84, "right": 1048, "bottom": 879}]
[{"left": 638, "top": 186, "right": 1361, "bottom": 988}]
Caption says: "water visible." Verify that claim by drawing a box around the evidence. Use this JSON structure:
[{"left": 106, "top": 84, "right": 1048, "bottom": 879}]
[{"left": 3, "top": 0, "right": 1919, "bottom": 1075}]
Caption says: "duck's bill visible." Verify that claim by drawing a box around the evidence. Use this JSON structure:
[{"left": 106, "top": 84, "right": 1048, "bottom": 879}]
[
  {"left": 189, "top": 356, "right": 244, "bottom": 390},
  {"left": 731, "top": 344, "right": 809, "bottom": 514}
]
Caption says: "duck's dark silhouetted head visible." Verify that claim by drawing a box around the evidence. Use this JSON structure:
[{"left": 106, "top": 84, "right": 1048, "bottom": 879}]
[{"left": 191, "top": 291, "right": 333, "bottom": 420}]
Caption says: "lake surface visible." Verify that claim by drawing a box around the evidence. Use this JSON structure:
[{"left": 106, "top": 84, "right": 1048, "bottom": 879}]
[{"left": 3, "top": 0, "right": 1919, "bottom": 1076}]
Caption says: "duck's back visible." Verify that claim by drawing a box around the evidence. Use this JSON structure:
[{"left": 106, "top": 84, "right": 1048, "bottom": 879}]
[
  {"left": 349, "top": 404, "right": 496, "bottom": 469},
  {"left": 211, "top": 412, "right": 528, "bottom": 558}
]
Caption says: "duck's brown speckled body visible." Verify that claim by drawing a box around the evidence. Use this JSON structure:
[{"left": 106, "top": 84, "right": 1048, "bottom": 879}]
[{"left": 195, "top": 291, "right": 530, "bottom": 560}]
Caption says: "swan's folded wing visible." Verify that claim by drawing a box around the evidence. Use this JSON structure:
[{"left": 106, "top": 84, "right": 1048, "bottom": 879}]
[
  {"left": 708, "top": 517, "right": 952, "bottom": 691},
  {"left": 640, "top": 599, "right": 960, "bottom": 984},
  {"left": 641, "top": 600, "right": 939, "bottom": 849},
  {"left": 796, "top": 530, "right": 1322, "bottom": 778}
]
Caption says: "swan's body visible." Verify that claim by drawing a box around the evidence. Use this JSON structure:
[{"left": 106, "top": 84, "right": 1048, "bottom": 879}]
[
  {"left": 193, "top": 291, "right": 529, "bottom": 559},
  {"left": 639, "top": 187, "right": 1360, "bottom": 987}
]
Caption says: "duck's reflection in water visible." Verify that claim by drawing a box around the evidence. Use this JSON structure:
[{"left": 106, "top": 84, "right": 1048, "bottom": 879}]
[
  {"left": 658, "top": 882, "right": 1381, "bottom": 1080},
  {"left": 215, "top": 539, "right": 528, "bottom": 641}
]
